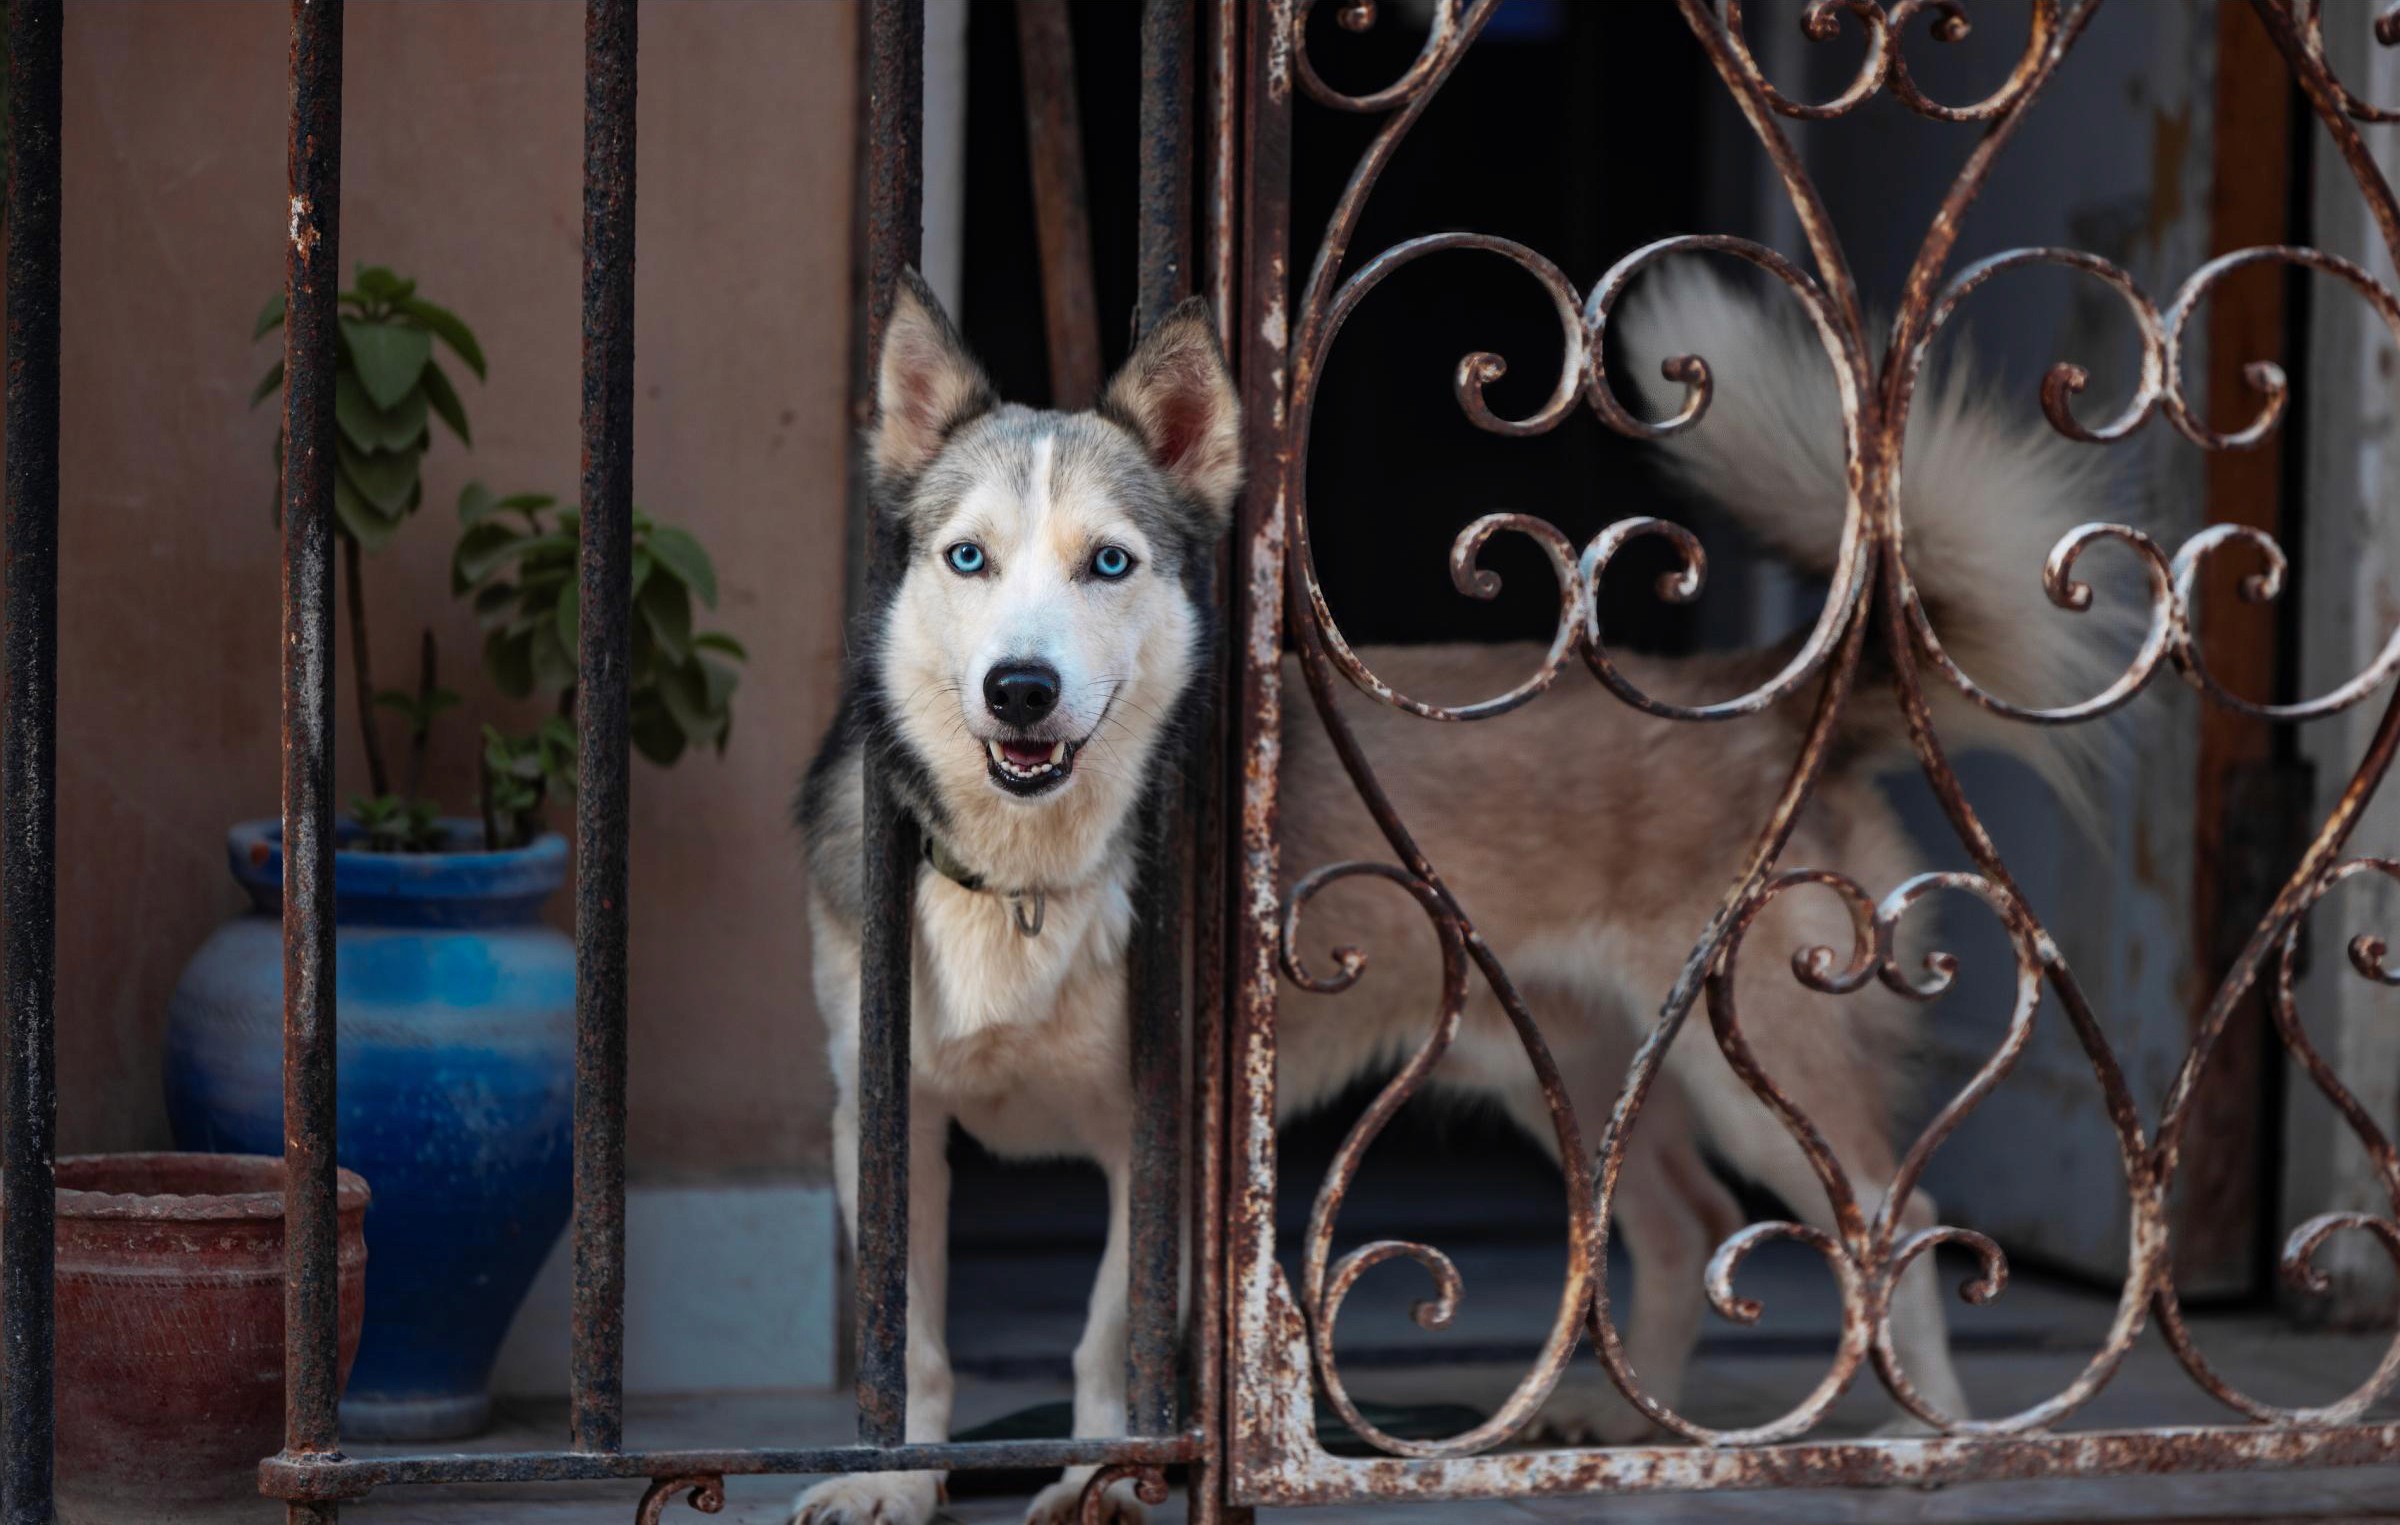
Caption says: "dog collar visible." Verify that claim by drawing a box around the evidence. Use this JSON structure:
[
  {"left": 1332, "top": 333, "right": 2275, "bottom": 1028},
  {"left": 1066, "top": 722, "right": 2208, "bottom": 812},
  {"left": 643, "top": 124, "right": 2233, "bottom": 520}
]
[{"left": 920, "top": 826, "right": 1047, "bottom": 938}]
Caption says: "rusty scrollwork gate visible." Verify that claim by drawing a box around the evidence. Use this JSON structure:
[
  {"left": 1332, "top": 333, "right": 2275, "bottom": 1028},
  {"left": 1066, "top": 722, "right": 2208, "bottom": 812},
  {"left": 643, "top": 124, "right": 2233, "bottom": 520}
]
[{"left": 1216, "top": 0, "right": 2400, "bottom": 1513}]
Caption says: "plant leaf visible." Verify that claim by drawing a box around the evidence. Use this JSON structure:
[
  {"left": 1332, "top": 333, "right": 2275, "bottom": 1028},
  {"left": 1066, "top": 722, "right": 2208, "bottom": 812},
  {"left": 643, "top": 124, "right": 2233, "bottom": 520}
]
[
  {"left": 334, "top": 371, "right": 428, "bottom": 452},
  {"left": 698, "top": 653, "right": 740, "bottom": 712},
  {"left": 331, "top": 372, "right": 377, "bottom": 451},
  {"left": 353, "top": 265, "right": 411, "bottom": 302},
  {"left": 631, "top": 694, "right": 687, "bottom": 766},
  {"left": 336, "top": 437, "right": 423, "bottom": 515},
  {"left": 420, "top": 359, "right": 471, "bottom": 446},
  {"left": 509, "top": 531, "right": 578, "bottom": 566},
  {"left": 556, "top": 576, "right": 579, "bottom": 654},
  {"left": 531, "top": 620, "right": 576, "bottom": 692},
  {"left": 639, "top": 574, "right": 692, "bottom": 664},
  {"left": 457, "top": 480, "right": 497, "bottom": 526},
  {"left": 253, "top": 291, "right": 287, "bottom": 340},
  {"left": 473, "top": 581, "right": 518, "bottom": 629},
  {"left": 658, "top": 657, "right": 727, "bottom": 745},
  {"left": 643, "top": 525, "right": 718, "bottom": 608},
  {"left": 453, "top": 520, "right": 526, "bottom": 591},
  {"left": 333, "top": 472, "right": 403, "bottom": 552},
  {"left": 693, "top": 631, "right": 748, "bottom": 662},
  {"left": 393, "top": 296, "right": 487, "bottom": 380},
  {"left": 484, "top": 627, "right": 535, "bottom": 698},
  {"left": 340, "top": 319, "right": 433, "bottom": 410},
  {"left": 250, "top": 358, "right": 284, "bottom": 409},
  {"left": 631, "top": 618, "right": 656, "bottom": 689}
]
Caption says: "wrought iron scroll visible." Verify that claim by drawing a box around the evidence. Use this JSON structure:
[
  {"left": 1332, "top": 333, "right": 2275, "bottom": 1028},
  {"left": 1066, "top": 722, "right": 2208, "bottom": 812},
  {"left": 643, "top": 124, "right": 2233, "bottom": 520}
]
[
  {"left": 1265, "top": 0, "right": 2400, "bottom": 1463},
  {"left": 635, "top": 1475, "right": 725, "bottom": 1525},
  {"left": 1077, "top": 1463, "right": 1173, "bottom": 1522}
]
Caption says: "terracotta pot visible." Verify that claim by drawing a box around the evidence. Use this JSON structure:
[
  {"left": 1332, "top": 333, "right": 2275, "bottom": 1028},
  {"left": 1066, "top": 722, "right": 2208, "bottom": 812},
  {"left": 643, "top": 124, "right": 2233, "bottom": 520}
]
[{"left": 55, "top": 1153, "right": 367, "bottom": 1524}]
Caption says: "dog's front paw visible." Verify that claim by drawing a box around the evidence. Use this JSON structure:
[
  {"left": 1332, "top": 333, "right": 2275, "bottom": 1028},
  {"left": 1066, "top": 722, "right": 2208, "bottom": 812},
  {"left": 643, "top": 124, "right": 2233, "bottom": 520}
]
[
  {"left": 1024, "top": 1465, "right": 1155, "bottom": 1525},
  {"left": 789, "top": 1470, "right": 941, "bottom": 1525},
  {"left": 1518, "top": 1383, "right": 1659, "bottom": 1448}
]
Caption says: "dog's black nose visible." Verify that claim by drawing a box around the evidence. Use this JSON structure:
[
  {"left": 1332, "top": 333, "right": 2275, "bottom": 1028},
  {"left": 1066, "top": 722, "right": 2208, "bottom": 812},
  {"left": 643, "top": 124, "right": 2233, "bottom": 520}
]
[{"left": 983, "top": 662, "right": 1061, "bottom": 728}]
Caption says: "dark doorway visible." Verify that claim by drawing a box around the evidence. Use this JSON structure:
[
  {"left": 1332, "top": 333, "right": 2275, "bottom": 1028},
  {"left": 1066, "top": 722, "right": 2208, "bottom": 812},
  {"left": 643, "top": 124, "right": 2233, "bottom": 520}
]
[{"left": 944, "top": 2, "right": 1718, "bottom": 1367}]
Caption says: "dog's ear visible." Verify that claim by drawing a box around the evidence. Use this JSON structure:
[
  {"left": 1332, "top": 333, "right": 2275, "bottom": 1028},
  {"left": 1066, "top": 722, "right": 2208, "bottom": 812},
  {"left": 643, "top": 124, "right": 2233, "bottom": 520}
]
[
  {"left": 872, "top": 267, "right": 995, "bottom": 482},
  {"left": 1099, "top": 297, "right": 1243, "bottom": 529}
]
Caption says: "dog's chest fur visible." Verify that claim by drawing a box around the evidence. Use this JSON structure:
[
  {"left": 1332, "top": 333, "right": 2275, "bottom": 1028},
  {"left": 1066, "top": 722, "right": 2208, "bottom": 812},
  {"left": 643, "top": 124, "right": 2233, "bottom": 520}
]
[{"left": 906, "top": 865, "right": 1136, "bottom": 1156}]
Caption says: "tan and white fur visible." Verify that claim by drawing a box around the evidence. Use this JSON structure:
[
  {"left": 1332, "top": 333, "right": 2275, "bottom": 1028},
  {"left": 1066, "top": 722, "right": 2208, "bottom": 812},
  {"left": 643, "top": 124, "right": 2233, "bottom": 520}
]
[{"left": 793, "top": 267, "right": 2123, "bottom": 1524}]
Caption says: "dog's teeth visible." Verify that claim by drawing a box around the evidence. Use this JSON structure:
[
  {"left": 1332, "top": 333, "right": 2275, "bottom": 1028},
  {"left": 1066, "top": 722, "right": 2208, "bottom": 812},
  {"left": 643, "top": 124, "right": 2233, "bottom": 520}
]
[{"left": 986, "top": 736, "right": 1077, "bottom": 783}]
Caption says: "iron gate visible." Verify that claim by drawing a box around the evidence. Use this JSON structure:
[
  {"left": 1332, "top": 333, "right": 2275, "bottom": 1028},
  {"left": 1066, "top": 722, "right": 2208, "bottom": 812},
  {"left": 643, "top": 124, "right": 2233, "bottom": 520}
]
[
  {"left": 0, "top": 2, "right": 1214, "bottom": 1522},
  {"left": 1221, "top": 0, "right": 2400, "bottom": 1511},
  {"left": 0, "top": 2, "right": 2395, "bottom": 1524}
]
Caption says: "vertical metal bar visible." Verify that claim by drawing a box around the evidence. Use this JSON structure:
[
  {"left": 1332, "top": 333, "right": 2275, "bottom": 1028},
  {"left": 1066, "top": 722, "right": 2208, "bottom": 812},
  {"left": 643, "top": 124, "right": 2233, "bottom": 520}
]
[
  {"left": 279, "top": 0, "right": 344, "bottom": 1517},
  {"left": 1136, "top": 0, "right": 1196, "bottom": 330},
  {"left": 1127, "top": 0, "right": 1196, "bottom": 1442},
  {"left": 570, "top": 0, "right": 638, "bottom": 1455},
  {"left": 1223, "top": 0, "right": 1291, "bottom": 1508},
  {"left": 1126, "top": 806, "right": 1191, "bottom": 1440},
  {"left": 1189, "top": 7, "right": 1240, "bottom": 1516},
  {"left": 854, "top": 0, "right": 925, "bottom": 1451},
  {"left": 838, "top": 12, "right": 879, "bottom": 625},
  {"left": 1203, "top": 0, "right": 1239, "bottom": 348},
  {"left": 0, "top": 4, "right": 61, "bottom": 1522},
  {"left": 2181, "top": 0, "right": 2300, "bottom": 1295},
  {"left": 1015, "top": 0, "right": 1101, "bottom": 409}
]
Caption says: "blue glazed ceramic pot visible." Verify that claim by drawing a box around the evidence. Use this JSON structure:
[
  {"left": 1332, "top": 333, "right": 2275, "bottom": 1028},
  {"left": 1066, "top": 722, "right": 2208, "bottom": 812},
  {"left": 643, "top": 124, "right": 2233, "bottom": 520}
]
[{"left": 166, "top": 820, "right": 574, "bottom": 1442}]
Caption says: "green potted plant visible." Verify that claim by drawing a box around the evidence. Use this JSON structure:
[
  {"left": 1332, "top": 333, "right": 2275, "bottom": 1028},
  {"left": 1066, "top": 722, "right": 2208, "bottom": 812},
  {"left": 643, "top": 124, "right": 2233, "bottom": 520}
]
[
  {"left": 452, "top": 483, "right": 746, "bottom": 846},
  {"left": 163, "top": 267, "right": 745, "bottom": 1441}
]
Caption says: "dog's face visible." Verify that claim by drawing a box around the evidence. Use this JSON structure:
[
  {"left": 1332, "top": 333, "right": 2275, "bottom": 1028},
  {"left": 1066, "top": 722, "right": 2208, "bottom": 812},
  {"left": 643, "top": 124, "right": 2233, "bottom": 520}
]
[{"left": 866, "top": 273, "right": 1240, "bottom": 877}]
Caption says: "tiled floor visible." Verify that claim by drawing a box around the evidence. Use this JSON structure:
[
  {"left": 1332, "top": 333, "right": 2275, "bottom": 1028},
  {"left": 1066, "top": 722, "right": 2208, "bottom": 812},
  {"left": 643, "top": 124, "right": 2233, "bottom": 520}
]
[{"left": 331, "top": 1244, "right": 2400, "bottom": 1525}]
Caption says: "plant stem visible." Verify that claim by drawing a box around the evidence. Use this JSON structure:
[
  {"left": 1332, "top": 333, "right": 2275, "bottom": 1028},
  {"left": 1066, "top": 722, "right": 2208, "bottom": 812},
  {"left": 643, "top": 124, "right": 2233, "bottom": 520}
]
[
  {"left": 407, "top": 628, "right": 437, "bottom": 802},
  {"left": 479, "top": 753, "right": 502, "bottom": 852},
  {"left": 343, "top": 533, "right": 392, "bottom": 798}
]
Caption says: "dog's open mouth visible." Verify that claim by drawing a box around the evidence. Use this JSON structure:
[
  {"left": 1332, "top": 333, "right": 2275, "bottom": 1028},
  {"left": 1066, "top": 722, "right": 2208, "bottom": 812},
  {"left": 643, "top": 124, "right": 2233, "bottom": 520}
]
[{"left": 985, "top": 737, "right": 1079, "bottom": 796}]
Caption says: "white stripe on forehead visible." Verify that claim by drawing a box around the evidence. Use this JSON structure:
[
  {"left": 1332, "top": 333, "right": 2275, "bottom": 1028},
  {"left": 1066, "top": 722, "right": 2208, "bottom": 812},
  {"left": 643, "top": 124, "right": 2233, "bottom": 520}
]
[
  {"left": 1028, "top": 431, "right": 1055, "bottom": 527},
  {"left": 945, "top": 428, "right": 1053, "bottom": 543}
]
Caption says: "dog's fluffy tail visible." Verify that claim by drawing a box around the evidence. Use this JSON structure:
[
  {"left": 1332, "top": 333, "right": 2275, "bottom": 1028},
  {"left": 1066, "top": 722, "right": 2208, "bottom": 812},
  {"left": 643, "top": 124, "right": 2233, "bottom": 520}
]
[{"left": 1620, "top": 265, "right": 2134, "bottom": 815}]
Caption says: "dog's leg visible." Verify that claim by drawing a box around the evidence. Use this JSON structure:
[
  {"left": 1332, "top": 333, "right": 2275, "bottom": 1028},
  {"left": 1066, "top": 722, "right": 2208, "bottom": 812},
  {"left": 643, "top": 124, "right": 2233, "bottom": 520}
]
[
  {"left": 1876, "top": 1182, "right": 1972, "bottom": 1429},
  {"left": 1025, "top": 1153, "right": 1144, "bottom": 1524},
  {"left": 792, "top": 1100, "right": 956, "bottom": 1525},
  {"left": 1489, "top": 1059, "right": 1737, "bottom": 1445},
  {"left": 1602, "top": 1087, "right": 1745, "bottom": 1438},
  {"left": 1697, "top": 1087, "right": 1972, "bottom": 1431},
  {"left": 1441, "top": 969, "right": 1741, "bottom": 1446}
]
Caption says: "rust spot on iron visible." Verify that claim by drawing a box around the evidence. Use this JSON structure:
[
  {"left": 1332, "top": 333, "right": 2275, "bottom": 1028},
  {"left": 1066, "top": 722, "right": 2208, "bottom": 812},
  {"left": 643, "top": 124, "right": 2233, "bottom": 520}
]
[{"left": 287, "top": 194, "right": 318, "bottom": 261}]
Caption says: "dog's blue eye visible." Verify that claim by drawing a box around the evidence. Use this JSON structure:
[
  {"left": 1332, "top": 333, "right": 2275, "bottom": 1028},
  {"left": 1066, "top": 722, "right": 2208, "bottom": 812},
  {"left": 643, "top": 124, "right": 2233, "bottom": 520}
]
[
  {"left": 1091, "top": 545, "right": 1134, "bottom": 580},
  {"left": 945, "top": 542, "right": 986, "bottom": 576}
]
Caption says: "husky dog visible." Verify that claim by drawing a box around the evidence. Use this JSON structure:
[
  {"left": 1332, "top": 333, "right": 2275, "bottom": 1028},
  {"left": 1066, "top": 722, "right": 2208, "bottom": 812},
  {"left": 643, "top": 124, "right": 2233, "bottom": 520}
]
[{"left": 793, "top": 266, "right": 2118, "bottom": 1525}]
